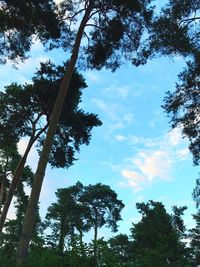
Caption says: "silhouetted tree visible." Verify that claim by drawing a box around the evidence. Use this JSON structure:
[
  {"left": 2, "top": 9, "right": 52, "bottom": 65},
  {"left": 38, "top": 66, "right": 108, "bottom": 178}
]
[
  {"left": 0, "top": 61, "right": 101, "bottom": 232},
  {"left": 17, "top": 1, "right": 155, "bottom": 264},
  {"left": 130, "top": 201, "right": 190, "bottom": 267},
  {"left": 0, "top": 0, "right": 61, "bottom": 63}
]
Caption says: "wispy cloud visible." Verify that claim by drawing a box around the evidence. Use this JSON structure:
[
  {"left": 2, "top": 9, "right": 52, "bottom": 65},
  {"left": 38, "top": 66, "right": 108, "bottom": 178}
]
[
  {"left": 133, "top": 150, "right": 171, "bottom": 181},
  {"left": 119, "top": 170, "right": 145, "bottom": 191},
  {"left": 92, "top": 98, "right": 134, "bottom": 137},
  {"left": 112, "top": 128, "right": 190, "bottom": 191},
  {"left": 86, "top": 71, "right": 101, "bottom": 82},
  {"left": 115, "top": 134, "right": 127, "bottom": 142},
  {"left": 105, "top": 85, "right": 131, "bottom": 99}
]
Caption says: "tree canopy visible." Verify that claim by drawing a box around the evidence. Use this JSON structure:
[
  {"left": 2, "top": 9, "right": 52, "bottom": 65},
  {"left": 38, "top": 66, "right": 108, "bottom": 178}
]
[
  {"left": 0, "top": 0, "right": 61, "bottom": 63},
  {"left": 130, "top": 201, "right": 190, "bottom": 267},
  {"left": 0, "top": 0, "right": 199, "bottom": 265}
]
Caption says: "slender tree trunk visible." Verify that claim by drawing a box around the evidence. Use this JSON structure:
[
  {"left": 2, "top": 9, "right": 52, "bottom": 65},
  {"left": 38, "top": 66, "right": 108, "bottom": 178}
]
[
  {"left": 0, "top": 139, "right": 34, "bottom": 233},
  {"left": 79, "top": 229, "right": 85, "bottom": 256},
  {"left": 16, "top": 5, "right": 93, "bottom": 267},
  {"left": 0, "top": 120, "right": 47, "bottom": 233},
  {"left": 94, "top": 223, "right": 98, "bottom": 254},
  {"left": 0, "top": 158, "right": 8, "bottom": 214},
  {"left": 93, "top": 206, "right": 99, "bottom": 267},
  {"left": 58, "top": 222, "right": 65, "bottom": 255},
  {"left": 0, "top": 174, "right": 6, "bottom": 214}
]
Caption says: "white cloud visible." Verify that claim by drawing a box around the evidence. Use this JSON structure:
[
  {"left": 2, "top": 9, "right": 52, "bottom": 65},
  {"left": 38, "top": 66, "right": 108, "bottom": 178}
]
[
  {"left": 92, "top": 99, "right": 118, "bottom": 120},
  {"left": 133, "top": 150, "right": 171, "bottom": 181},
  {"left": 92, "top": 98, "right": 134, "bottom": 135},
  {"left": 112, "top": 127, "right": 190, "bottom": 191},
  {"left": 176, "top": 148, "right": 189, "bottom": 160},
  {"left": 115, "top": 134, "right": 127, "bottom": 142},
  {"left": 120, "top": 169, "right": 145, "bottom": 191},
  {"left": 86, "top": 71, "right": 100, "bottom": 82},
  {"left": 167, "top": 127, "right": 182, "bottom": 146},
  {"left": 105, "top": 85, "right": 130, "bottom": 99}
]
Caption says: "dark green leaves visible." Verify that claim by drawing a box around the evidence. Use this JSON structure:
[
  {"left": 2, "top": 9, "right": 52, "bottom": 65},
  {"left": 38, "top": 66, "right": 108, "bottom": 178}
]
[
  {"left": 0, "top": 0, "right": 61, "bottom": 63},
  {"left": 163, "top": 60, "right": 200, "bottom": 165},
  {"left": 0, "top": 61, "right": 102, "bottom": 169}
]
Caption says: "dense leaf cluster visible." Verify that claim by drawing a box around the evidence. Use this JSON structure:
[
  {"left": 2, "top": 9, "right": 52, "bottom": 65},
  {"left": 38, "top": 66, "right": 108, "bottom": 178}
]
[
  {"left": 1, "top": 183, "right": 199, "bottom": 267},
  {"left": 0, "top": 0, "right": 61, "bottom": 63},
  {"left": 0, "top": 61, "right": 102, "bottom": 168}
]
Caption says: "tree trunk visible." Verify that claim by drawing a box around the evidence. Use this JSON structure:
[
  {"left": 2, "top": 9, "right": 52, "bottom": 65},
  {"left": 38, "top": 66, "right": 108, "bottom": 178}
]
[
  {"left": 0, "top": 174, "right": 6, "bottom": 214},
  {"left": 16, "top": 5, "right": 93, "bottom": 267},
  {"left": 93, "top": 205, "right": 98, "bottom": 266},
  {"left": 0, "top": 120, "right": 48, "bottom": 233},
  {"left": 0, "top": 158, "right": 8, "bottom": 214},
  {"left": 58, "top": 222, "right": 65, "bottom": 255},
  {"left": 0, "top": 138, "right": 34, "bottom": 233},
  {"left": 79, "top": 229, "right": 85, "bottom": 256}
]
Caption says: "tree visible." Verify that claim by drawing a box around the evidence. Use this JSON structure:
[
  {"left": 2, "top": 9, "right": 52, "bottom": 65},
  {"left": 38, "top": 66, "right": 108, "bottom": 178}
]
[
  {"left": 130, "top": 201, "right": 190, "bottom": 267},
  {"left": 163, "top": 59, "right": 200, "bottom": 165},
  {"left": 0, "top": 143, "right": 19, "bottom": 214},
  {"left": 0, "top": 144, "right": 41, "bottom": 261},
  {"left": 0, "top": 142, "right": 33, "bottom": 220},
  {"left": 18, "top": 0, "right": 155, "bottom": 265},
  {"left": 45, "top": 182, "right": 91, "bottom": 254},
  {"left": 0, "top": 61, "right": 101, "bottom": 233},
  {"left": 17, "top": 1, "right": 154, "bottom": 263},
  {"left": 0, "top": 0, "right": 61, "bottom": 63},
  {"left": 134, "top": 0, "right": 199, "bottom": 65},
  {"left": 45, "top": 182, "right": 124, "bottom": 259},
  {"left": 189, "top": 178, "right": 200, "bottom": 266},
  {"left": 145, "top": 1, "right": 200, "bottom": 165},
  {"left": 80, "top": 183, "right": 124, "bottom": 261},
  {"left": 108, "top": 234, "right": 133, "bottom": 266}
]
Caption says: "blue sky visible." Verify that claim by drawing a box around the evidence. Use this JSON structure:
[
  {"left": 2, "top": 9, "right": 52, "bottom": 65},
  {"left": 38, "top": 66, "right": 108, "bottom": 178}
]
[{"left": 1, "top": 38, "right": 198, "bottom": 239}]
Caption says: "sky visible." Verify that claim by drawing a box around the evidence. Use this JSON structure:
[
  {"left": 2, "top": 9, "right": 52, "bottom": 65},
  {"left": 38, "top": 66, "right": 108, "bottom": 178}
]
[{"left": 1, "top": 9, "right": 199, "bottom": 239}]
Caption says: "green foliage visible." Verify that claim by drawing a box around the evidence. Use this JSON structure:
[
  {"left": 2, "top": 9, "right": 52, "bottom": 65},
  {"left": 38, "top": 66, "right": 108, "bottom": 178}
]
[
  {"left": 80, "top": 183, "right": 125, "bottom": 233},
  {"left": 148, "top": 1, "right": 200, "bottom": 165},
  {"left": 0, "top": 61, "right": 102, "bottom": 169},
  {"left": 108, "top": 234, "right": 133, "bottom": 265},
  {"left": 163, "top": 59, "right": 200, "bottom": 165},
  {"left": 0, "top": 0, "right": 61, "bottom": 63},
  {"left": 45, "top": 182, "right": 124, "bottom": 259},
  {"left": 130, "top": 201, "right": 190, "bottom": 267},
  {"left": 49, "top": 0, "right": 155, "bottom": 71},
  {"left": 135, "top": 0, "right": 199, "bottom": 64},
  {"left": 45, "top": 183, "right": 91, "bottom": 253},
  {"left": 189, "top": 178, "right": 200, "bottom": 266}
]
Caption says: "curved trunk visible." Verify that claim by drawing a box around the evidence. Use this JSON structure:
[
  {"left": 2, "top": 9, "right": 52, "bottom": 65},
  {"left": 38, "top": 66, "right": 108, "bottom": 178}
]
[{"left": 16, "top": 5, "right": 93, "bottom": 267}]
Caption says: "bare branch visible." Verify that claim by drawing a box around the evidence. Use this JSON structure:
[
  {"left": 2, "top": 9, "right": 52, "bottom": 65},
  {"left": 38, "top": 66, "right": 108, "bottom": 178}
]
[
  {"left": 33, "top": 122, "right": 49, "bottom": 143},
  {"left": 178, "top": 16, "right": 200, "bottom": 27},
  {"left": 83, "top": 31, "right": 90, "bottom": 48},
  {"left": 60, "top": 8, "right": 86, "bottom": 22}
]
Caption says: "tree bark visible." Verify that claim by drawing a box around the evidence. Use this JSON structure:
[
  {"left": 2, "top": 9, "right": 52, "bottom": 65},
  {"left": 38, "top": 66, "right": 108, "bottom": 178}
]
[
  {"left": 93, "top": 207, "right": 98, "bottom": 267},
  {"left": 58, "top": 221, "right": 65, "bottom": 255},
  {"left": 0, "top": 158, "right": 8, "bottom": 214},
  {"left": 0, "top": 121, "right": 48, "bottom": 233},
  {"left": 0, "top": 175, "right": 6, "bottom": 214},
  {"left": 0, "top": 138, "right": 34, "bottom": 233},
  {"left": 16, "top": 5, "right": 93, "bottom": 267}
]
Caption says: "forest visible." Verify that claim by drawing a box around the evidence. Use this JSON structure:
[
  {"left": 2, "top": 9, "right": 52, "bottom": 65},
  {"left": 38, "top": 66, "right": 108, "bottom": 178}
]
[{"left": 0, "top": 0, "right": 199, "bottom": 266}]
